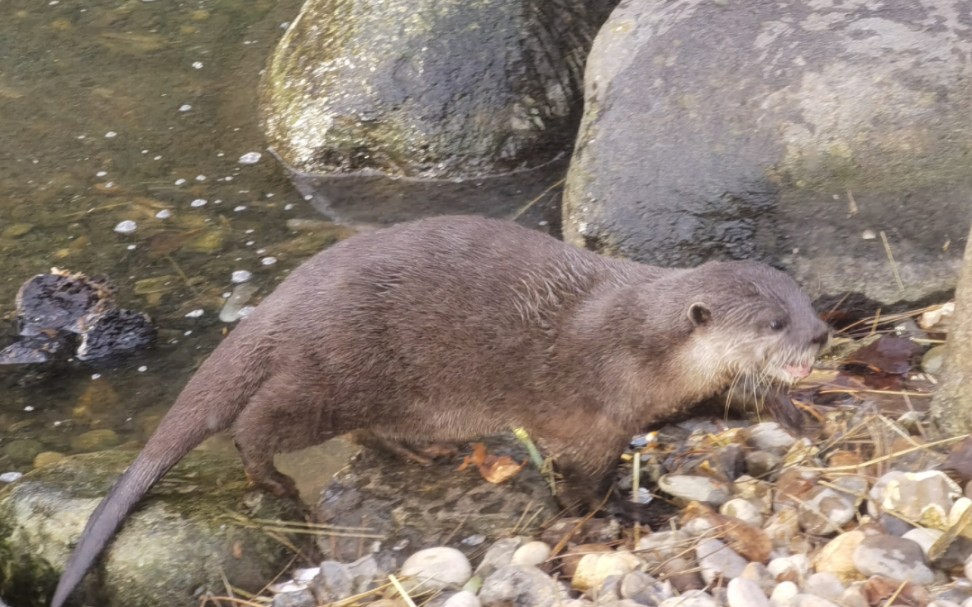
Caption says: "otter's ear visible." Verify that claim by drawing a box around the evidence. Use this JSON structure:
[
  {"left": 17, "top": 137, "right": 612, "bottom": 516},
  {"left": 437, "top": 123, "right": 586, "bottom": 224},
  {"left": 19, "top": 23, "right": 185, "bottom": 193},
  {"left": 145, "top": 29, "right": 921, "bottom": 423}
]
[{"left": 688, "top": 302, "right": 711, "bottom": 326}]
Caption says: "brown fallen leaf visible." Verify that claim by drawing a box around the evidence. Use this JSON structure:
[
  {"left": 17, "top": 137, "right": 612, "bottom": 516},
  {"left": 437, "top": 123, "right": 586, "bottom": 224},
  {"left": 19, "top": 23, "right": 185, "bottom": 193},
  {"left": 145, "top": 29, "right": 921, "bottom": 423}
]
[
  {"left": 843, "top": 335, "right": 924, "bottom": 376},
  {"left": 457, "top": 442, "right": 526, "bottom": 484}
]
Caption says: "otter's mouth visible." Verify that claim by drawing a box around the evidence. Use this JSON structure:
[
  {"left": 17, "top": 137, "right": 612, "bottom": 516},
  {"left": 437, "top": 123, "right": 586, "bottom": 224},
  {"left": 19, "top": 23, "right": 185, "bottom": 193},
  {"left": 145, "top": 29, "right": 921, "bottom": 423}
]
[{"left": 782, "top": 363, "right": 813, "bottom": 381}]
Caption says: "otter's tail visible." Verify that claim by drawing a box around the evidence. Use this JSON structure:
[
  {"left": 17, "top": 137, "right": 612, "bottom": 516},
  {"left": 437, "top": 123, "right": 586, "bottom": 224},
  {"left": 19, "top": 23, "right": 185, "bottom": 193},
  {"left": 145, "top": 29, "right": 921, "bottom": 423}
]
[{"left": 50, "top": 335, "right": 271, "bottom": 607}]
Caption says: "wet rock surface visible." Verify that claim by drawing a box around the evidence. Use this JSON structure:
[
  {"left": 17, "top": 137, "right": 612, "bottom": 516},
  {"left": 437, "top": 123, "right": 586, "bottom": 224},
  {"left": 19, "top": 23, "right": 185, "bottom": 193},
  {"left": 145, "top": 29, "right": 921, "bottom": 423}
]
[
  {"left": 0, "top": 450, "right": 304, "bottom": 607},
  {"left": 261, "top": 0, "right": 614, "bottom": 181},
  {"left": 313, "top": 436, "right": 560, "bottom": 564},
  {"left": 563, "top": 0, "right": 970, "bottom": 304}
]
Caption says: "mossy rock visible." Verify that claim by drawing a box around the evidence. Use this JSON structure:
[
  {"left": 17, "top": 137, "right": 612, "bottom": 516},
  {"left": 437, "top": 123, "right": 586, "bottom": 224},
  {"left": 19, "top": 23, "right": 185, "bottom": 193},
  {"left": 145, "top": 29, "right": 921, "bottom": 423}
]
[{"left": 0, "top": 450, "right": 306, "bottom": 607}]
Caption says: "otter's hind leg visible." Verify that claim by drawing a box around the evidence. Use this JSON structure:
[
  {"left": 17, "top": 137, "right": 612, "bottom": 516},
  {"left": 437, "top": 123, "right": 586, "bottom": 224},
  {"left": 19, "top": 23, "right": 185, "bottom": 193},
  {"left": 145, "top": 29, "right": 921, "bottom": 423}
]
[{"left": 232, "top": 376, "right": 337, "bottom": 497}]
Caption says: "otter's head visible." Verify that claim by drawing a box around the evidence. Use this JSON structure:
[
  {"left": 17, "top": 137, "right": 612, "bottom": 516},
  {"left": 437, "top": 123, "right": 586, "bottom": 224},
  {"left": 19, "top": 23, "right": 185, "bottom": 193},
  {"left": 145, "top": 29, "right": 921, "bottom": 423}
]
[{"left": 677, "top": 260, "right": 829, "bottom": 401}]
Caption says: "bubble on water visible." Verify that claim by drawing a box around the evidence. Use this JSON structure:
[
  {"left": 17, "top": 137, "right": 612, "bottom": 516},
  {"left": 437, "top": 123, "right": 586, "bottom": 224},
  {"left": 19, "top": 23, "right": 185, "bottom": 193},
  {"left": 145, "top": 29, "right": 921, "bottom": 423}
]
[
  {"left": 195, "top": 175, "right": 206, "bottom": 182},
  {"left": 96, "top": 170, "right": 108, "bottom": 177},
  {"left": 231, "top": 270, "right": 252, "bottom": 284},
  {"left": 261, "top": 256, "right": 278, "bottom": 266},
  {"left": 284, "top": 203, "right": 295, "bottom": 211},
  {"left": 138, "top": 365, "right": 148, "bottom": 372},
  {"left": 175, "top": 178, "right": 187, "bottom": 185},
  {"left": 190, "top": 198, "right": 207, "bottom": 208},
  {"left": 91, "top": 373, "right": 102, "bottom": 380},
  {"left": 127, "top": 244, "right": 137, "bottom": 250},
  {"left": 234, "top": 205, "right": 247, "bottom": 212},
  {"left": 179, "top": 104, "right": 192, "bottom": 112},
  {"left": 238, "top": 152, "right": 262, "bottom": 165},
  {"left": 105, "top": 131, "right": 117, "bottom": 138},
  {"left": 114, "top": 220, "right": 137, "bottom": 234},
  {"left": 24, "top": 405, "right": 34, "bottom": 412},
  {"left": 245, "top": 241, "right": 255, "bottom": 246},
  {"left": 156, "top": 209, "right": 172, "bottom": 219},
  {"left": 185, "top": 309, "right": 204, "bottom": 318}
]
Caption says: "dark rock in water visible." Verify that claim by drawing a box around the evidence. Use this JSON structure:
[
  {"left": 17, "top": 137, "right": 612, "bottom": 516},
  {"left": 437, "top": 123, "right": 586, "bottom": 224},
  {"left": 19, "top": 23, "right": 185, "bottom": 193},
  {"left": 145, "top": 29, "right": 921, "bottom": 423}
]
[
  {"left": 15, "top": 271, "right": 114, "bottom": 336},
  {"left": 76, "top": 308, "right": 156, "bottom": 361},
  {"left": 0, "top": 270, "right": 155, "bottom": 364},
  {"left": 0, "top": 450, "right": 306, "bottom": 607},
  {"left": 314, "top": 436, "right": 559, "bottom": 565}
]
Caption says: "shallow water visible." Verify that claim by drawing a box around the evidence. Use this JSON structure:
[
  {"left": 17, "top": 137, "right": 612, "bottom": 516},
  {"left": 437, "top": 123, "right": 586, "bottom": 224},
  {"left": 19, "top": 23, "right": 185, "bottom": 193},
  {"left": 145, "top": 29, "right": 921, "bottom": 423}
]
[
  {"left": 0, "top": 0, "right": 327, "bottom": 475},
  {"left": 0, "top": 0, "right": 565, "bottom": 487}
]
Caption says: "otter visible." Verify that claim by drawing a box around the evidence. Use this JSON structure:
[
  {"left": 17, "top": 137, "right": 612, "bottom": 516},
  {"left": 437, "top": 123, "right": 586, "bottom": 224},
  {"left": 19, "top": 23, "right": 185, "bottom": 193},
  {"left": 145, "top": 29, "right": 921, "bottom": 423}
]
[{"left": 51, "top": 215, "right": 828, "bottom": 607}]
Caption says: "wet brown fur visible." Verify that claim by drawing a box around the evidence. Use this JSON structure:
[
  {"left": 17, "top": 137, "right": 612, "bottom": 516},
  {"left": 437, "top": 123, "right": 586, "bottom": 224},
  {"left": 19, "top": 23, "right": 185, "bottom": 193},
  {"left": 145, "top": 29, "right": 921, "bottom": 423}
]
[{"left": 52, "top": 215, "right": 828, "bottom": 606}]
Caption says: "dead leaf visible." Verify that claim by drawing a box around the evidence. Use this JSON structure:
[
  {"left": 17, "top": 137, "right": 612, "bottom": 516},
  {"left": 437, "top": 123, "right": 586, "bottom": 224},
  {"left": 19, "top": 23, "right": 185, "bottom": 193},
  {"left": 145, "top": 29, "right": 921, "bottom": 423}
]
[
  {"left": 458, "top": 442, "right": 526, "bottom": 484},
  {"left": 842, "top": 335, "right": 923, "bottom": 376}
]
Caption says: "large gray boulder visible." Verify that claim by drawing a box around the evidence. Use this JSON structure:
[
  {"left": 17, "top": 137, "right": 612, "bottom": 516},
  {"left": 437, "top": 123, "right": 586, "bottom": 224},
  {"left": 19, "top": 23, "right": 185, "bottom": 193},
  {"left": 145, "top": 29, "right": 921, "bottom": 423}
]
[
  {"left": 0, "top": 451, "right": 304, "bottom": 607},
  {"left": 564, "top": 0, "right": 971, "bottom": 304},
  {"left": 261, "top": 0, "right": 613, "bottom": 183}
]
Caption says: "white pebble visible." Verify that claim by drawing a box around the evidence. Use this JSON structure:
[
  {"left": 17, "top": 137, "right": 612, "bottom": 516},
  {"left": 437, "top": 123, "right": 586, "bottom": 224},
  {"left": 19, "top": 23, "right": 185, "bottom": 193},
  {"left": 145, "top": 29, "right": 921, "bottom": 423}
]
[
  {"left": 137, "top": 365, "right": 148, "bottom": 372},
  {"left": 0, "top": 472, "right": 24, "bottom": 483},
  {"left": 155, "top": 209, "right": 172, "bottom": 219},
  {"left": 24, "top": 405, "right": 34, "bottom": 412},
  {"left": 175, "top": 178, "right": 187, "bottom": 185},
  {"left": 261, "top": 256, "right": 277, "bottom": 266},
  {"left": 400, "top": 547, "right": 472, "bottom": 590},
  {"left": 238, "top": 151, "right": 262, "bottom": 164},
  {"left": 96, "top": 170, "right": 108, "bottom": 177},
  {"left": 114, "top": 220, "right": 137, "bottom": 234},
  {"left": 727, "top": 578, "right": 769, "bottom": 607},
  {"left": 195, "top": 174, "right": 206, "bottom": 181},
  {"left": 184, "top": 309, "right": 204, "bottom": 318},
  {"left": 105, "top": 131, "right": 117, "bottom": 138},
  {"left": 192, "top": 61, "right": 203, "bottom": 69},
  {"left": 234, "top": 205, "right": 247, "bottom": 212},
  {"left": 511, "top": 541, "right": 551, "bottom": 567},
  {"left": 190, "top": 198, "right": 207, "bottom": 208},
  {"left": 231, "top": 270, "right": 252, "bottom": 284}
]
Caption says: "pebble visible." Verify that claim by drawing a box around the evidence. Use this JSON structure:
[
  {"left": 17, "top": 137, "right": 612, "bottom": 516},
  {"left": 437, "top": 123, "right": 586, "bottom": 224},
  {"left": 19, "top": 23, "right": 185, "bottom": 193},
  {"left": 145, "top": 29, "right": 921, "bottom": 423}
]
[
  {"left": 798, "top": 487, "right": 856, "bottom": 535},
  {"left": 239, "top": 151, "right": 262, "bottom": 164},
  {"left": 726, "top": 577, "right": 769, "bottom": 607},
  {"left": 511, "top": 541, "right": 550, "bottom": 567},
  {"left": 70, "top": 429, "right": 121, "bottom": 452},
  {"left": 769, "top": 581, "right": 798, "bottom": 607},
  {"left": 903, "top": 527, "right": 945, "bottom": 559},
  {"left": 803, "top": 572, "right": 844, "bottom": 602},
  {"left": 658, "top": 474, "right": 731, "bottom": 505},
  {"left": 479, "top": 565, "right": 565, "bottom": 607},
  {"left": 155, "top": 209, "right": 172, "bottom": 219},
  {"left": 658, "top": 589, "right": 719, "bottom": 607},
  {"left": 231, "top": 270, "right": 253, "bottom": 284},
  {"left": 812, "top": 530, "right": 865, "bottom": 583},
  {"left": 695, "top": 538, "right": 747, "bottom": 584},
  {"left": 871, "top": 470, "right": 960, "bottom": 528},
  {"left": 400, "top": 547, "right": 472, "bottom": 590},
  {"left": 2, "top": 223, "right": 34, "bottom": 238},
  {"left": 0, "top": 471, "right": 23, "bottom": 483},
  {"left": 852, "top": 534, "right": 934, "bottom": 585},
  {"left": 190, "top": 198, "right": 207, "bottom": 207},
  {"left": 767, "top": 554, "right": 810, "bottom": 584},
  {"left": 720, "top": 498, "right": 764, "bottom": 527},
  {"left": 443, "top": 590, "right": 481, "bottom": 607},
  {"left": 791, "top": 594, "right": 841, "bottom": 607},
  {"left": 743, "top": 422, "right": 797, "bottom": 454},
  {"left": 220, "top": 283, "right": 259, "bottom": 323},
  {"left": 311, "top": 561, "right": 352, "bottom": 603},
  {"left": 474, "top": 537, "right": 521, "bottom": 578},
  {"left": 113, "top": 220, "right": 137, "bottom": 234},
  {"left": 571, "top": 551, "right": 642, "bottom": 592},
  {"left": 619, "top": 571, "right": 671, "bottom": 605}
]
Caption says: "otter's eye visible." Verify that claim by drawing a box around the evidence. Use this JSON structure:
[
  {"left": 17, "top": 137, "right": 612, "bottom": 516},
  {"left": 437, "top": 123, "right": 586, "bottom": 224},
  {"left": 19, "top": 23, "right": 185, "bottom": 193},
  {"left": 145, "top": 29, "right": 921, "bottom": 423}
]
[{"left": 769, "top": 319, "right": 787, "bottom": 331}]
